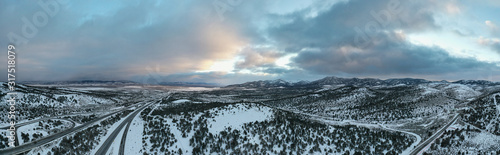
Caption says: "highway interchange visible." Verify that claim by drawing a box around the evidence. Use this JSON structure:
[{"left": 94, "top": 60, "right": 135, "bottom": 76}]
[{"left": 0, "top": 99, "right": 155, "bottom": 155}]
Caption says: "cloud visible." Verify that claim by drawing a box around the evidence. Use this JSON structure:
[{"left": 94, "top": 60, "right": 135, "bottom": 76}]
[
  {"left": 293, "top": 32, "right": 499, "bottom": 76},
  {"left": 235, "top": 47, "right": 284, "bottom": 69},
  {"left": 0, "top": 0, "right": 249, "bottom": 81},
  {"left": 444, "top": 2, "right": 462, "bottom": 14},
  {"left": 0, "top": 0, "right": 498, "bottom": 83},
  {"left": 265, "top": 0, "right": 500, "bottom": 80},
  {"left": 266, "top": 0, "right": 441, "bottom": 53},
  {"left": 478, "top": 36, "right": 500, "bottom": 53},
  {"left": 485, "top": 20, "right": 499, "bottom": 35}
]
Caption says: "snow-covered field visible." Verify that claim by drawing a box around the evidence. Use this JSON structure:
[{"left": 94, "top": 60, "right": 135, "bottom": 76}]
[
  {"left": 17, "top": 119, "right": 73, "bottom": 145},
  {"left": 142, "top": 103, "right": 273, "bottom": 154},
  {"left": 205, "top": 104, "right": 273, "bottom": 134}
]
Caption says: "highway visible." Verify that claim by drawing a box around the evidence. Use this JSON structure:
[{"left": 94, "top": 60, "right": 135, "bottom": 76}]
[
  {"left": 118, "top": 116, "right": 133, "bottom": 155},
  {"left": 1, "top": 116, "right": 77, "bottom": 151},
  {"left": 409, "top": 113, "right": 460, "bottom": 155},
  {"left": 95, "top": 100, "right": 156, "bottom": 155},
  {"left": 0, "top": 114, "right": 90, "bottom": 130},
  {"left": 118, "top": 96, "right": 165, "bottom": 155},
  {"left": 0, "top": 118, "right": 53, "bottom": 130},
  {"left": 0, "top": 104, "right": 140, "bottom": 155},
  {"left": 118, "top": 122, "right": 132, "bottom": 155}
]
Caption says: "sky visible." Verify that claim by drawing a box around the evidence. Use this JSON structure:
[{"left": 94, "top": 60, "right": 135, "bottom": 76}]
[{"left": 1, "top": 0, "right": 500, "bottom": 85}]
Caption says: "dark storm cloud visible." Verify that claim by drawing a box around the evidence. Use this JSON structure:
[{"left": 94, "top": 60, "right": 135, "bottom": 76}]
[
  {"left": 265, "top": 0, "right": 500, "bottom": 78},
  {"left": 267, "top": 0, "right": 439, "bottom": 52},
  {"left": 293, "top": 32, "right": 498, "bottom": 76}
]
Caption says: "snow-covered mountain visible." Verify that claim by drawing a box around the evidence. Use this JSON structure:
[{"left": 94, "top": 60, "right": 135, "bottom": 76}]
[
  {"left": 452, "top": 80, "right": 500, "bottom": 86},
  {"left": 225, "top": 79, "right": 295, "bottom": 88},
  {"left": 226, "top": 76, "right": 443, "bottom": 88}
]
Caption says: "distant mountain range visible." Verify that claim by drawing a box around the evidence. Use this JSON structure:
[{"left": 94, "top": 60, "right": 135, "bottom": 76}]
[
  {"left": 157, "top": 82, "right": 220, "bottom": 87},
  {"left": 16, "top": 76, "right": 500, "bottom": 88},
  {"left": 20, "top": 80, "right": 219, "bottom": 87},
  {"left": 225, "top": 76, "right": 500, "bottom": 88},
  {"left": 19, "top": 80, "right": 138, "bottom": 85}
]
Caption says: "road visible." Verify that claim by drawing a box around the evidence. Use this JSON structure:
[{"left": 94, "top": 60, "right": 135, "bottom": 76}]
[
  {"left": 0, "top": 118, "right": 52, "bottom": 130},
  {"left": 118, "top": 121, "right": 132, "bottom": 155},
  {"left": 0, "top": 113, "right": 94, "bottom": 130},
  {"left": 1, "top": 116, "right": 77, "bottom": 151},
  {"left": 272, "top": 106, "right": 426, "bottom": 155},
  {"left": 409, "top": 113, "right": 460, "bottom": 155},
  {"left": 118, "top": 96, "right": 165, "bottom": 155},
  {"left": 0, "top": 104, "right": 138, "bottom": 155},
  {"left": 95, "top": 101, "right": 156, "bottom": 155},
  {"left": 378, "top": 124, "right": 422, "bottom": 155}
]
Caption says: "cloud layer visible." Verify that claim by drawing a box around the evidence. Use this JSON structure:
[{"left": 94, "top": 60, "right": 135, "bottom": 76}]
[{"left": 1, "top": 0, "right": 499, "bottom": 84}]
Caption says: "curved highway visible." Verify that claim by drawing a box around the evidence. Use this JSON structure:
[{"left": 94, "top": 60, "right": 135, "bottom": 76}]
[
  {"left": 0, "top": 104, "right": 139, "bottom": 155},
  {"left": 95, "top": 100, "right": 156, "bottom": 155},
  {"left": 409, "top": 113, "right": 460, "bottom": 155}
]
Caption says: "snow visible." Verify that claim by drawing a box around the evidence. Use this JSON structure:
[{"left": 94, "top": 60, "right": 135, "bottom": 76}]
[
  {"left": 124, "top": 114, "right": 145, "bottom": 155},
  {"left": 172, "top": 99, "right": 191, "bottom": 104},
  {"left": 206, "top": 103, "right": 273, "bottom": 134},
  {"left": 419, "top": 120, "right": 434, "bottom": 127},
  {"left": 17, "top": 123, "right": 41, "bottom": 145},
  {"left": 419, "top": 85, "right": 439, "bottom": 95},
  {"left": 16, "top": 119, "right": 72, "bottom": 145},
  {"left": 310, "top": 94, "right": 321, "bottom": 97},
  {"left": 280, "top": 107, "right": 422, "bottom": 155},
  {"left": 380, "top": 124, "right": 422, "bottom": 155},
  {"left": 169, "top": 121, "right": 192, "bottom": 154},
  {"left": 67, "top": 87, "right": 114, "bottom": 91},
  {"left": 494, "top": 93, "right": 499, "bottom": 114},
  {"left": 144, "top": 103, "right": 273, "bottom": 154},
  {"left": 467, "top": 132, "right": 500, "bottom": 149},
  {"left": 1, "top": 91, "right": 115, "bottom": 109},
  {"left": 444, "top": 84, "right": 480, "bottom": 100},
  {"left": 174, "top": 87, "right": 219, "bottom": 91}
]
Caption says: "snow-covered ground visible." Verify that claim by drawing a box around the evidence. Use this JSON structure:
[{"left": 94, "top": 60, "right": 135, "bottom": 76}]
[
  {"left": 206, "top": 104, "right": 273, "bottom": 134},
  {"left": 172, "top": 99, "right": 191, "bottom": 104},
  {"left": 419, "top": 85, "right": 439, "bottom": 95},
  {"left": 381, "top": 125, "right": 422, "bottom": 155},
  {"left": 142, "top": 103, "right": 273, "bottom": 154},
  {"left": 494, "top": 93, "right": 499, "bottom": 114},
  {"left": 17, "top": 119, "right": 73, "bottom": 145},
  {"left": 467, "top": 132, "right": 500, "bottom": 149},
  {"left": 124, "top": 114, "right": 145, "bottom": 155},
  {"left": 419, "top": 120, "right": 435, "bottom": 127},
  {"left": 444, "top": 84, "right": 480, "bottom": 100},
  {"left": 279, "top": 107, "right": 423, "bottom": 155},
  {"left": 427, "top": 122, "right": 500, "bottom": 154},
  {"left": 68, "top": 87, "right": 115, "bottom": 91}
]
